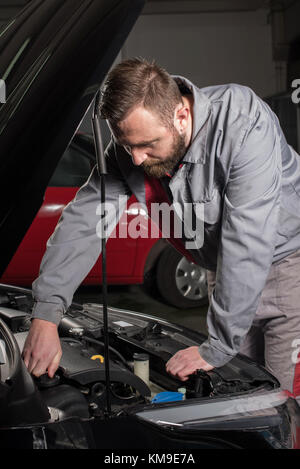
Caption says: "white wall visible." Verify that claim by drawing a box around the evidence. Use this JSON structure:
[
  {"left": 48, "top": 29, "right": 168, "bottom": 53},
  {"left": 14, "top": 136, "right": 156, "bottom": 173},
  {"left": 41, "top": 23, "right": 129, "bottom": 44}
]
[{"left": 122, "top": 9, "right": 276, "bottom": 98}]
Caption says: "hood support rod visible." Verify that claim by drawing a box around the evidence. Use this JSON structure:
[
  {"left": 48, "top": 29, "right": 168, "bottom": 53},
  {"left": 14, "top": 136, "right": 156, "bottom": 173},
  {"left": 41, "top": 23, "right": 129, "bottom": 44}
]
[{"left": 91, "top": 89, "right": 111, "bottom": 417}]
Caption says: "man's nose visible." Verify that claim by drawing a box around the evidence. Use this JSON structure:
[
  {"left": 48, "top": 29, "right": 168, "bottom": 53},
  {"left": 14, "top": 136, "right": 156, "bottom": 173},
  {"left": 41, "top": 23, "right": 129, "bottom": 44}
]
[{"left": 130, "top": 148, "right": 148, "bottom": 166}]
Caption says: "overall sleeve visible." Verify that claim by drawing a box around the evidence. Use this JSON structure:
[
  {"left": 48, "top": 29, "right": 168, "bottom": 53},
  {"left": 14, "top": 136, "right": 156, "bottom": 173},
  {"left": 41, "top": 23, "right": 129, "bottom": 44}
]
[
  {"left": 31, "top": 140, "right": 131, "bottom": 325},
  {"left": 199, "top": 108, "right": 282, "bottom": 367}
]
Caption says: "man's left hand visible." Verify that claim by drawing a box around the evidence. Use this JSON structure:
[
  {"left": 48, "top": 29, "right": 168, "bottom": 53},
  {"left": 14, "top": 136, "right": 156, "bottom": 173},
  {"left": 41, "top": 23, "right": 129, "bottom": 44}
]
[{"left": 166, "top": 346, "right": 214, "bottom": 381}]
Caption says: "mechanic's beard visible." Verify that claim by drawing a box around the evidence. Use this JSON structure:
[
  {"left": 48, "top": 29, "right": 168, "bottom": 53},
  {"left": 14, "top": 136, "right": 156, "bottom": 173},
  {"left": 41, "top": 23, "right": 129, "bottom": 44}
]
[{"left": 141, "top": 130, "right": 187, "bottom": 179}]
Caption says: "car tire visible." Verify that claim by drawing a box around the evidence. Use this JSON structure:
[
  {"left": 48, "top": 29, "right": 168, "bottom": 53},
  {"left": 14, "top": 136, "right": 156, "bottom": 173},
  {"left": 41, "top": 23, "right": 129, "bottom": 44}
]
[{"left": 156, "top": 246, "right": 208, "bottom": 309}]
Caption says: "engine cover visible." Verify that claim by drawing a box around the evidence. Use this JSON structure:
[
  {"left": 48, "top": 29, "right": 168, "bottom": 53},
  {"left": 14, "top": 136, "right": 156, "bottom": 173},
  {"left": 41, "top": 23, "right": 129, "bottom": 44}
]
[{"left": 59, "top": 340, "right": 151, "bottom": 397}]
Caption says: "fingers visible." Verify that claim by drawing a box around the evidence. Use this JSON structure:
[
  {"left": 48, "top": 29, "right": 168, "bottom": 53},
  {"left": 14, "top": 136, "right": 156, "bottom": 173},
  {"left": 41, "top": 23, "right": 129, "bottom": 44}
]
[
  {"left": 23, "top": 348, "right": 59, "bottom": 378},
  {"left": 28, "top": 359, "right": 44, "bottom": 378},
  {"left": 22, "top": 345, "right": 40, "bottom": 375},
  {"left": 166, "top": 357, "right": 191, "bottom": 381},
  {"left": 47, "top": 351, "right": 62, "bottom": 378},
  {"left": 22, "top": 318, "right": 62, "bottom": 378},
  {"left": 166, "top": 346, "right": 214, "bottom": 380},
  {"left": 22, "top": 348, "right": 31, "bottom": 370}
]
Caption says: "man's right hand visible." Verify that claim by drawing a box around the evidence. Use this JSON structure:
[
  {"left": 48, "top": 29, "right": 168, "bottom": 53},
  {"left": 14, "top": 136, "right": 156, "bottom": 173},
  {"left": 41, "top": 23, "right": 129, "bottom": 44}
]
[{"left": 22, "top": 318, "right": 62, "bottom": 378}]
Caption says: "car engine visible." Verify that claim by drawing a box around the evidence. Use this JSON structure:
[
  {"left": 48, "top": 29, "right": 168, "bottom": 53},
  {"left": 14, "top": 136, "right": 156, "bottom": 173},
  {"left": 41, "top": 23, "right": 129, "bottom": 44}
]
[{"left": 0, "top": 284, "right": 279, "bottom": 425}]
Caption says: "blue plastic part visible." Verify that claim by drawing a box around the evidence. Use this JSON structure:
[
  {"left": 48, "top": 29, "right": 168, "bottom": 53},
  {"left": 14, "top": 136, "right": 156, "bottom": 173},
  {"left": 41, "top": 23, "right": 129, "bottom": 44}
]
[{"left": 151, "top": 391, "right": 184, "bottom": 403}]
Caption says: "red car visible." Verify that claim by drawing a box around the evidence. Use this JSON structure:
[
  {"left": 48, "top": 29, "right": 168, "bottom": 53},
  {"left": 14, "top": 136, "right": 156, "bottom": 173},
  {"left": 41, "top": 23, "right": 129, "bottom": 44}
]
[{"left": 0, "top": 133, "right": 207, "bottom": 308}]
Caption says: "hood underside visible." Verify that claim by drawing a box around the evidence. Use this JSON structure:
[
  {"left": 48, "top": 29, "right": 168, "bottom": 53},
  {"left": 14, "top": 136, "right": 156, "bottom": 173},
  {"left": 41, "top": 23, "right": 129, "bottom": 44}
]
[{"left": 0, "top": 0, "right": 145, "bottom": 276}]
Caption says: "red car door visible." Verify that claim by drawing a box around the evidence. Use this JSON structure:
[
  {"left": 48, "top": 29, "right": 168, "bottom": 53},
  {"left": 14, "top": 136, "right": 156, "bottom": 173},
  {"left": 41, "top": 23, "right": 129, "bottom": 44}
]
[{"left": 0, "top": 135, "right": 141, "bottom": 286}]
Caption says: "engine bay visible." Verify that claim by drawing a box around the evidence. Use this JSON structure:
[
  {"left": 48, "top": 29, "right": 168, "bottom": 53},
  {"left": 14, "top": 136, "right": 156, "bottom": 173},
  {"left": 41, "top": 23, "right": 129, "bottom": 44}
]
[{"left": 0, "top": 284, "right": 279, "bottom": 425}]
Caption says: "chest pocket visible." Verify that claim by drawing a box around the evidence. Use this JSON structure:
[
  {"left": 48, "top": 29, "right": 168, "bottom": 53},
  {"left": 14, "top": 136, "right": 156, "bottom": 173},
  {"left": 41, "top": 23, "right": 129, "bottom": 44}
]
[
  {"left": 277, "top": 183, "right": 300, "bottom": 238},
  {"left": 193, "top": 188, "right": 223, "bottom": 226}
]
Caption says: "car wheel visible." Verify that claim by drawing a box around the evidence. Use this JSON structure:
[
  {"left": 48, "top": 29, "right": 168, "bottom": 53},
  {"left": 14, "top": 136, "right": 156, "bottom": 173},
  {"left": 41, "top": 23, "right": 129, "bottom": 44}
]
[{"left": 156, "top": 246, "right": 208, "bottom": 308}]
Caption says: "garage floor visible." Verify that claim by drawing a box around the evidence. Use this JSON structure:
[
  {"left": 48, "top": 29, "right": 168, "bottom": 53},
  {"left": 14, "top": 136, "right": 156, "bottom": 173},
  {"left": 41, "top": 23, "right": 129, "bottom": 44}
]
[{"left": 73, "top": 283, "right": 208, "bottom": 335}]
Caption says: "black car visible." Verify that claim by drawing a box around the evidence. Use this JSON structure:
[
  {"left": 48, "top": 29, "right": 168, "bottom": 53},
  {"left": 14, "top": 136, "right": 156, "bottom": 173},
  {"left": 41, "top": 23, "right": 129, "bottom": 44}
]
[{"left": 0, "top": 0, "right": 299, "bottom": 450}]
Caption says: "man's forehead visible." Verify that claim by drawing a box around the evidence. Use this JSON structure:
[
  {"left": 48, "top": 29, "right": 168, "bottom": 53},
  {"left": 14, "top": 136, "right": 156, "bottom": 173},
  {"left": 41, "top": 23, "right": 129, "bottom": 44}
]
[
  {"left": 111, "top": 126, "right": 160, "bottom": 147},
  {"left": 117, "top": 137, "right": 160, "bottom": 148},
  {"left": 108, "top": 117, "right": 166, "bottom": 147}
]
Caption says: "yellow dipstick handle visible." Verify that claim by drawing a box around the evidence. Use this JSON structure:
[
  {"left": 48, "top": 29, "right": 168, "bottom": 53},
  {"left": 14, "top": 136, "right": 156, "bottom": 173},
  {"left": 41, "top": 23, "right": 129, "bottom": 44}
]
[{"left": 91, "top": 354, "right": 104, "bottom": 363}]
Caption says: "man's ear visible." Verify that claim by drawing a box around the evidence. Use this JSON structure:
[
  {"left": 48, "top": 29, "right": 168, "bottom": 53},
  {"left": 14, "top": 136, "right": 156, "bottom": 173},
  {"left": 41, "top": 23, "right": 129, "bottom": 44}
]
[{"left": 174, "top": 102, "right": 189, "bottom": 133}]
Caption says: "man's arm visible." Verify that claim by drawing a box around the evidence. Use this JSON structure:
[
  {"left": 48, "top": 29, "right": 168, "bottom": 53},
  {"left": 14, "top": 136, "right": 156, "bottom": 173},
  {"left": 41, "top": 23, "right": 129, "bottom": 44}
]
[
  {"left": 23, "top": 140, "right": 131, "bottom": 377},
  {"left": 167, "top": 104, "right": 282, "bottom": 379},
  {"left": 198, "top": 107, "right": 282, "bottom": 367}
]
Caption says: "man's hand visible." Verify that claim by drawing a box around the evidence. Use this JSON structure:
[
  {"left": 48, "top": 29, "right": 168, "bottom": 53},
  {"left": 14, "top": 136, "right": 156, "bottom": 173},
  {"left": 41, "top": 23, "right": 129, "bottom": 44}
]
[
  {"left": 22, "top": 318, "right": 62, "bottom": 378},
  {"left": 166, "top": 346, "right": 214, "bottom": 381}
]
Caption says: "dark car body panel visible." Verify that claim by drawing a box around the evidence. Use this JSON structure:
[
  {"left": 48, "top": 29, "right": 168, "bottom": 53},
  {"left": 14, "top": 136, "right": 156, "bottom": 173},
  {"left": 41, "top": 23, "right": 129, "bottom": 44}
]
[{"left": 0, "top": 0, "right": 145, "bottom": 276}]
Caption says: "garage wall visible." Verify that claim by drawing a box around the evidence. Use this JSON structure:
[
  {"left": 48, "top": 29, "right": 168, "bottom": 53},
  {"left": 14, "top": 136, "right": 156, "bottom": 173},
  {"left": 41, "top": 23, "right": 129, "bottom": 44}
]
[
  {"left": 285, "top": 1, "right": 300, "bottom": 81},
  {"left": 79, "top": 7, "right": 276, "bottom": 136},
  {"left": 0, "top": 1, "right": 298, "bottom": 140},
  {"left": 122, "top": 9, "right": 276, "bottom": 99},
  {"left": 0, "top": 3, "right": 298, "bottom": 96},
  {"left": 285, "top": 0, "right": 300, "bottom": 44}
]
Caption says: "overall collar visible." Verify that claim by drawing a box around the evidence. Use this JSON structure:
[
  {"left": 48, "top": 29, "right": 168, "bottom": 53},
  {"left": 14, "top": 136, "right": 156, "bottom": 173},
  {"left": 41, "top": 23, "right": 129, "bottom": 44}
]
[{"left": 172, "top": 75, "right": 211, "bottom": 164}]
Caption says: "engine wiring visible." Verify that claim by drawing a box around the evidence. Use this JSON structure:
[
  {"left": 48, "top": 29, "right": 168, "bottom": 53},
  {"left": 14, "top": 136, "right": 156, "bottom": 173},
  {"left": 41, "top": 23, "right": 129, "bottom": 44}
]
[{"left": 81, "top": 335, "right": 131, "bottom": 371}]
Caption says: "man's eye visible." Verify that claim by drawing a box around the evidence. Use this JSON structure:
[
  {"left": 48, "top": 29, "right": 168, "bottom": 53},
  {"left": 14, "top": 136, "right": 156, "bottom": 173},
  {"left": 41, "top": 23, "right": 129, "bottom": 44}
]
[{"left": 123, "top": 143, "right": 156, "bottom": 153}]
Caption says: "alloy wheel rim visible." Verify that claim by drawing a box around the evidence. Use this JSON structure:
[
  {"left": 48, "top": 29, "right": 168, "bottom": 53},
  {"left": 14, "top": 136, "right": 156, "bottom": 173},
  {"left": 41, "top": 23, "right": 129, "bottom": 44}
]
[{"left": 175, "top": 258, "right": 208, "bottom": 301}]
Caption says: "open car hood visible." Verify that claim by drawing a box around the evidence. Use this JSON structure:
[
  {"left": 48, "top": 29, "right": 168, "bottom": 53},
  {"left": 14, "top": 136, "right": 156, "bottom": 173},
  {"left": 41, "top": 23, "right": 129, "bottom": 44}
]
[{"left": 0, "top": 0, "right": 145, "bottom": 276}]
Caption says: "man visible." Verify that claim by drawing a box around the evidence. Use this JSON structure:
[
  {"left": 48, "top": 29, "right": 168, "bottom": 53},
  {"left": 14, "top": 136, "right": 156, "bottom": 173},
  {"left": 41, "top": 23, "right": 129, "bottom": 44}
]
[{"left": 23, "top": 58, "right": 300, "bottom": 395}]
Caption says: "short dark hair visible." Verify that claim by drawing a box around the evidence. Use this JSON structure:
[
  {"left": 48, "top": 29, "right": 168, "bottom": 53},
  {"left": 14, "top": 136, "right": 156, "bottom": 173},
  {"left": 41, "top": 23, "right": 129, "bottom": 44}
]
[{"left": 99, "top": 57, "right": 183, "bottom": 128}]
